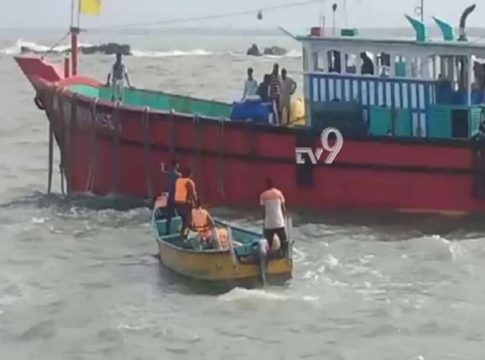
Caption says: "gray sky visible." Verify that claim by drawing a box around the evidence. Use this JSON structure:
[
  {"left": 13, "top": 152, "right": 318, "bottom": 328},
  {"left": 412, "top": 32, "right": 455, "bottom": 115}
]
[{"left": 2, "top": 0, "right": 484, "bottom": 30}]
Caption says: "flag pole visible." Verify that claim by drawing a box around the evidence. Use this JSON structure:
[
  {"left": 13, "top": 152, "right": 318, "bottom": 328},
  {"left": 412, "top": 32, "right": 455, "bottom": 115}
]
[
  {"left": 70, "top": 0, "right": 75, "bottom": 27},
  {"left": 70, "top": 0, "right": 80, "bottom": 75}
]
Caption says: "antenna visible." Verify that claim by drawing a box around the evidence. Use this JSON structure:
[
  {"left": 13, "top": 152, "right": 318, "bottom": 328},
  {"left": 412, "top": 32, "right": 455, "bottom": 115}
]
[
  {"left": 415, "top": 0, "right": 424, "bottom": 23},
  {"left": 343, "top": 0, "right": 348, "bottom": 27},
  {"left": 332, "top": 3, "right": 337, "bottom": 35}
]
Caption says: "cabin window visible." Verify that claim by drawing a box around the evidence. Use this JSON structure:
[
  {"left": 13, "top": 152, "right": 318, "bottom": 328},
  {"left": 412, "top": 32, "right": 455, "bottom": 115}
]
[
  {"left": 312, "top": 51, "right": 325, "bottom": 71},
  {"left": 345, "top": 54, "right": 356, "bottom": 74},
  {"left": 328, "top": 50, "right": 341, "bottom": 73},
  {"left": 360, "top": 52, "right": 375, "bottom": 75}
]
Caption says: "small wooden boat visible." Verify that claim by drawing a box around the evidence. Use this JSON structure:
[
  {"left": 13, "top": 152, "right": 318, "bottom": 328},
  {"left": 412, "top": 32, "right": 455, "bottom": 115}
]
[{"left": 152, "top": 213, "right": 293, "bottom": 287}]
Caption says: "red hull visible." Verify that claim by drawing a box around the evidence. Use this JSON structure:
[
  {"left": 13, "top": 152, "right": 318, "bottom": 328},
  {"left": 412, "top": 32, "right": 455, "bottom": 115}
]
[{"left": 15, "top": 56, "right": 485, "bottom": 214}]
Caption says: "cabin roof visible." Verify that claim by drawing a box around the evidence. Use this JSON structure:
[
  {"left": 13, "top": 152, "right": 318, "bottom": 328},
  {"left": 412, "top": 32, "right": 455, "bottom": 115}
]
[{"left": 295, "top": 35, "right": 485, "bottom": 57}]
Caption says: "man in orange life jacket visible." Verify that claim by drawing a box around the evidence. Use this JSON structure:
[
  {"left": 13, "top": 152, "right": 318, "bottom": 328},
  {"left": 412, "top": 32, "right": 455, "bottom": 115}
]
[
  {"left": 190, "top": 199, "right": 216, "bottom": 249},
  {"left": 165, "top": 160, "right": 181, "bottom": 234},
  {"left": 174, "top": 167, "right": 198, "bottom": 237}
]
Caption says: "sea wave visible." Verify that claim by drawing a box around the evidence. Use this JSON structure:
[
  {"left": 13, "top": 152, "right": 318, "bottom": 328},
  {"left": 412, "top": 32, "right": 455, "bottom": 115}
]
[
  {"left": 1, "top": 39, "right": 93, "bottom": 55},
  {"left": 1, "top": 39, "right": 302, "bottom": 58}
]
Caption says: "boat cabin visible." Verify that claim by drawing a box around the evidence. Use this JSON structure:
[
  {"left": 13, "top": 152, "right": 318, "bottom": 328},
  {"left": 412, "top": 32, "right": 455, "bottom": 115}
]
[{"left": 296, "top": 15, "right": 485, "bottom": 140}]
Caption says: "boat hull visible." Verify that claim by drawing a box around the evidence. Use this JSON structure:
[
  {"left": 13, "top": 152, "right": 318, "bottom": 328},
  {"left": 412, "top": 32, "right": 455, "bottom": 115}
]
[
  {"left": 157, "top": 240, "right": 293, "bottom": 285},
  {"left": 153, "top": 216, "right": 293, "bottom": 286},
  {"left": 16, "top": 56, "right": 485, "bottom": 214}
]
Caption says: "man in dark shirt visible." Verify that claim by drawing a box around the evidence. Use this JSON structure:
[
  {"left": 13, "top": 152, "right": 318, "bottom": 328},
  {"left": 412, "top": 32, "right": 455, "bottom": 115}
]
[
  {"left": 257, "top": 74, "right": 271, "bottom": 102},
  {"left": 165, "top": 160, "right": 181, "bottom": 234}
]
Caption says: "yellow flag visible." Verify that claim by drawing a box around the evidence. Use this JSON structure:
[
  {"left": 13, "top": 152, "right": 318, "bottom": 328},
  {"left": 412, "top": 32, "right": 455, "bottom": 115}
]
[{"left": 79, "top": 0, "right": 101, "bottom": 16}]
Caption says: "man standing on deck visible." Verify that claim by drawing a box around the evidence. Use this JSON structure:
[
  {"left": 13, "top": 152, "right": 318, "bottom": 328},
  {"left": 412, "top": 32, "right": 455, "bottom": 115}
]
[
  {"left": 260, "top": 177, "right": 288, "bottom": 254},
  {"left": 106, "top": 52, "right": 132, "bottom": 101},
  {"left": 165, "top": 160, "right": 181, "bottom": 235},
  {"left": 268, "top": 63, "right": 282, "bottom": 124},
  {"left": 242, "top": 67, "right": 258, "bottom": 99},
  {"left": 280, "top": 68, "right": 297, "bottom": 125}
]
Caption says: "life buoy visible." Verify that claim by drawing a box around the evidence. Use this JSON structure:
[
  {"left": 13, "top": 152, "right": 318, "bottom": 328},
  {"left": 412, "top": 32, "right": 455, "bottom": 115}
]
[{"left": 34, "top": 96, "right": 45, "bottom": 111}]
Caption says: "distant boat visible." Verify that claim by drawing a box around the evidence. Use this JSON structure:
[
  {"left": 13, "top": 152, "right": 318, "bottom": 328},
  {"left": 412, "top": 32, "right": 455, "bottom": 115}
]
[{"left": 13, "top": 4, "right": 485, "bottom": 216}]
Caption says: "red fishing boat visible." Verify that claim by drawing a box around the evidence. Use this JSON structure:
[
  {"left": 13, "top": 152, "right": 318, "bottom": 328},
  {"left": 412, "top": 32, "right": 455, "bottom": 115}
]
[{"left": 14, "top": 5, "right": 485, "bottom": 215}]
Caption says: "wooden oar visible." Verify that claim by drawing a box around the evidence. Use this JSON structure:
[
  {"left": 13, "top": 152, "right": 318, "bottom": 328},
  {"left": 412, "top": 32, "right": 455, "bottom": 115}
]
[
  {"left": 285, "top": 214, "right": 293, "bottom": 258},
  {"left": 259, "top": 248, "right": 268, "bottom": 286},
  {"left": 226, "top": 227, "right": 238, "bottom": 268}
]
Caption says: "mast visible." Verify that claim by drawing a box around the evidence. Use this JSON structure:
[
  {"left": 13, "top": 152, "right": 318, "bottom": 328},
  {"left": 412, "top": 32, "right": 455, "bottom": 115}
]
[{"left": 70, "top": 0, "right": 80, "bottom": 76}]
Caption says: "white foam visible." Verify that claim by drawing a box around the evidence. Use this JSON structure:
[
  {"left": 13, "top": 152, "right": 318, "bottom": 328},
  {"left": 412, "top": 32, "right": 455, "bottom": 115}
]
[
  {"left": 1, "top": 39, "right": 93, "bottom": 55},
  {"left": 218, "top": 287, "right": 318, "bottom": 303},
  {"left": 1, "top": 39, "right": 300, "bottom": 59},
  {"left": 130, "top": 49, "right": 214, "bottom": 57}
]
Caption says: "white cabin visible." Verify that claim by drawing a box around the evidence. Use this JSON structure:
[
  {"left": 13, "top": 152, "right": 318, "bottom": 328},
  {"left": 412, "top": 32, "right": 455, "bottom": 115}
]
[{"left": 295, "top": 24, "right": 485, "bottom": 139}]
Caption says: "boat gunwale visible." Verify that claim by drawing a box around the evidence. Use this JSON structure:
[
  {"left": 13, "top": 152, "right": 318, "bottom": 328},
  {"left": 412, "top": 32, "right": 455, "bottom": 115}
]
[
  {"left": 153, "top": 218, "right": 265, "bottom": 256},
  {"left": 44, "top": 77, "right": 485, "bottom": 149}
]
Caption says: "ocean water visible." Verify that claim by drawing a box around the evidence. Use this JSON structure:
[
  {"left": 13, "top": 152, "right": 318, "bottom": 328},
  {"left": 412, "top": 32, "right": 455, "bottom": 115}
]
[{"left": 1, "top": 28, "right": 485, "bottom": 359}]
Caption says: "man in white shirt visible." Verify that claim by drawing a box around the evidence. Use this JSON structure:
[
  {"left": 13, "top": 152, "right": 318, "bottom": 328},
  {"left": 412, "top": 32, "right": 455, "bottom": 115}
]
[
  {"left": 259, "top": 177, "right": 288, "bottom": 254},
  {"left": 242, "top": 67, "right": 258, "bottom": 99},
  {"left": 280, "top": 68, "right": 297, "bottom": 124},
  {"left": 106, "top": 52, "right": 132, "bottom": 101}
]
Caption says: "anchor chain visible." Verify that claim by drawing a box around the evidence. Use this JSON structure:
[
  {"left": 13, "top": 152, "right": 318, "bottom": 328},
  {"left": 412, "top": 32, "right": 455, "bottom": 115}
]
[{"left": 142, "top": 107, "right": 154, "bottom": 201}]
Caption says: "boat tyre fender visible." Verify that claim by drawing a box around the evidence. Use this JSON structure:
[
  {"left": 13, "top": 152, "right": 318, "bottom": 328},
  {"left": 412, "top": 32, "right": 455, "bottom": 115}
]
[{"left": 34, "top": 96, "right": 45, "bottom": 111}]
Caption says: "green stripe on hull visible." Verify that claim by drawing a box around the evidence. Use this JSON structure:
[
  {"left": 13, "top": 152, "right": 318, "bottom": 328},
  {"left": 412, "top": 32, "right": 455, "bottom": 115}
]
[{"left": 70, "top": 84, "right": 232, "bottom": 119}]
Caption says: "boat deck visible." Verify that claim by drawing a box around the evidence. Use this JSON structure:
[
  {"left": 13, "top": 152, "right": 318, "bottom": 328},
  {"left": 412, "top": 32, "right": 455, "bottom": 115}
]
[{"left": 69, "top": 84, "right": 233, "bottom": 119}]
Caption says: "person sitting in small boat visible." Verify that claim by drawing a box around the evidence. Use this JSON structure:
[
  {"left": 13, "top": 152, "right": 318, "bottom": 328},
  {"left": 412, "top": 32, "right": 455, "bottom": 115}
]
[
  {"left": 106, "top": 52, "right": 132, "bottom": 102},
  {"left": 190, "top": 199, "right": 216, "bottom": 249},
  {"left": 242, "top": 67, "right": 258, "bottom": 100},
  {"left": 214, "top": 227, "right": 230, "bottom": 250},
  {"left": 153, "top": 192, "right": 169, "bottom": 220}
]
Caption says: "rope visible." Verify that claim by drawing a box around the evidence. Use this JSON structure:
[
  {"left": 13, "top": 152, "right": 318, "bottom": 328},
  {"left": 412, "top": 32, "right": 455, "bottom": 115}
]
[
  {"left": 217, "top": 117, "right": 225, "bottom": 197},
  {"left": 169, "top": 109, "right": 175, "bottom": 157},
  {"left": 40, "top": 30, "right": 70, "bottom": 58},
  {"left": 46, "top": 88, "right": 55, "bottom": 195},
  {"left": 66, "top": 94, "right": 78, "bottom": 194},
  {"left": 55, "top": 89, "right": 66, "bottom": 195},
  {"left": 91, "top": 0, "right": 325, "bottom": 30},
  {"left": 193, "top": 114, "right": 203, "bottom": 198},
  {"left": 142, "top": 107, "right": 154, "bottom": 200},
  {"left": 47, "top": 120, "right": 54, "bottom": 194},
  {"left": 85, "top": 98, "right": 99, "bottom": 193},
  {"left": 111, "top": 102, "right": 121, "bottom": 194}
]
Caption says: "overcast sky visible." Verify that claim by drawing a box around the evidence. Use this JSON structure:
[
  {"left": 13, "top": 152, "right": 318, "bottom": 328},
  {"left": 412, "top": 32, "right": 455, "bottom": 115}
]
[{"left": 1, "top": 0, "right": 484, "bottom": 30}]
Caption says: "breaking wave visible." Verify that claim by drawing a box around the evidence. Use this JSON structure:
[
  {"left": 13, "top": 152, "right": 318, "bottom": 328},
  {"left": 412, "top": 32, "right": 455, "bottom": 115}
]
[{"left": 1, "top": 39, "right": 301, "bottom": 58}]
